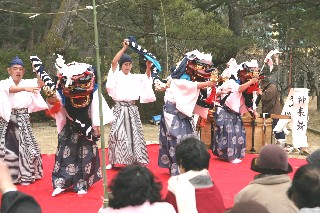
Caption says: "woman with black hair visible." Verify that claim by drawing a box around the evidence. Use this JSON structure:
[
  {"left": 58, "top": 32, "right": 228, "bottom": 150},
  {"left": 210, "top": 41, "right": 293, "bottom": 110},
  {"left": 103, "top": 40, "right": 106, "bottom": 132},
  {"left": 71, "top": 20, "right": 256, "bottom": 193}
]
[
  {"left": 287, "top": 164, "right": 320, "bottom": 212},
  {"left": 100, "top": 164, "right": 175, "bottom": 212},
  {"left": 165, "top": 136, "right": 225, "bottom": 213}
]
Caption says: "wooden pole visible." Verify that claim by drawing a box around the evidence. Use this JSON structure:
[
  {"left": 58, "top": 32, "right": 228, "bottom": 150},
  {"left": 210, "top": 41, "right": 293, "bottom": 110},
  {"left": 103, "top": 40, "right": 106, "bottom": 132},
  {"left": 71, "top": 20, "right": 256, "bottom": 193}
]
[
  {"left": 288, "top": 40, "right": 293, "bottom": 93},
  {"left": 92, "top": 0, "right": 108, "bottom": 209},
  {"left": 160, "top": 0, "right": 169, "bottom": 75}
]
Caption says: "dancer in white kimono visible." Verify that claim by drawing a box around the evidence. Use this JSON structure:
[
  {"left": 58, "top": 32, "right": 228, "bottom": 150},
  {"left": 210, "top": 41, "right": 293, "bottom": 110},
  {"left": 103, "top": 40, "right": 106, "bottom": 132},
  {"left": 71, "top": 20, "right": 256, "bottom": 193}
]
[
  {"left": 105, "top": 39, "right": 156, "bottom": 169},
  {"left": 212, "top": 60, "right": 259, "bottom": 163},
  {"left": 157, "top": 50, "right": 216, "bottom": 176},
  {"left": 0, "top": 56, "right": 48, "bottom": 185}
]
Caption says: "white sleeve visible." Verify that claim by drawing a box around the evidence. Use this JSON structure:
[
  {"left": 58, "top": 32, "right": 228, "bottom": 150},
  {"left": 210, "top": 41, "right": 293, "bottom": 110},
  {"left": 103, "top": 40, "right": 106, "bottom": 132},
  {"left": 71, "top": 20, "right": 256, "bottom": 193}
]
[
  {"left": 90, "top": 90, "right": 115, "bottom": 126},
  {"left": 0, "top": 79, "right": 14, "bottom": 122},
  {"left": 105, "top": 65, "right": 119, "bottom": 99},
  {"left": 139, "top": 74, "right": 156, "bottom": 103},
  {"left": 170, "top": 79, "right": 199, "bottom": 117},
  {"left": 47, "top": 92, "right": 66, "bottom": 134}
]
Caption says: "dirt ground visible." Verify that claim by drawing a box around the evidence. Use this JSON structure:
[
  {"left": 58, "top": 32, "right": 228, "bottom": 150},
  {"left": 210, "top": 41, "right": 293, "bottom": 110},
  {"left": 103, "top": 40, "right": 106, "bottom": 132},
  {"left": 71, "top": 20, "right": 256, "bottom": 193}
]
[
  {"left": 32, "top": 123, "right": 161, "bottom": 155},
  {"left": 33, "top": 122, "right": 319, "bottom": 158},
  {"left": 33, "top": 97, "right": 320, "bottom": 159}
]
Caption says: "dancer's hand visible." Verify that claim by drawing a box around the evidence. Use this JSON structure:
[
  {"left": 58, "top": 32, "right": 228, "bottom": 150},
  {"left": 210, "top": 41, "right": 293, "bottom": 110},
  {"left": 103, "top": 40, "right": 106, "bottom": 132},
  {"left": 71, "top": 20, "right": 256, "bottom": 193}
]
[
  {"left": 46, "top": 95, "right": 59, "bottom": 105},
  {"left": 123, "top": 39, "right": 129, "bottom": 48},
  {"left": 146, "top": 60, "right": 153, "bottom": 70},
  {"left": 94, "top": 126, "right": 101, "bottom": 137},
  {"left": 249, "top": 77, "right": 259, "bottom": 85},
  {"left": 25, "top": 86, "right": 41, "bottom": 94}
]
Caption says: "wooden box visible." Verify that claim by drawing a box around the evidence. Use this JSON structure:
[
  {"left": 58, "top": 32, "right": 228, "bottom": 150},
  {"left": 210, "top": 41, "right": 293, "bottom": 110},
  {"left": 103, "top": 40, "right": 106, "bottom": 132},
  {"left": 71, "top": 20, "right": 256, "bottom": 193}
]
[
  {"left": 200, "top": 112, "right": 273, "bottom": 152},
  {"left": 242, "top": 113, "right": 273, "bottom": 153}
]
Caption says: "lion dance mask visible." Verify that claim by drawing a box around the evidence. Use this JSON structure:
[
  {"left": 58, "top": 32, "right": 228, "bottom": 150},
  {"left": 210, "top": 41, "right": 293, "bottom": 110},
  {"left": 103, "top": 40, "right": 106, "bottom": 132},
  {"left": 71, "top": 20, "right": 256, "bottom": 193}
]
[{"left": 30, "top": 55, "right": 99, "bottom": 141}]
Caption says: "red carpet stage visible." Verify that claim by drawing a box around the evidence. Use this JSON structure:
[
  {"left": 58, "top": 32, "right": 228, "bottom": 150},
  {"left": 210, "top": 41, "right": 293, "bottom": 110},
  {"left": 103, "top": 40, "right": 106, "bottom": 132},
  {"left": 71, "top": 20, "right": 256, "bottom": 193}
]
[{"left": 4, "top": 145, "right": 307, "bottom": 212}]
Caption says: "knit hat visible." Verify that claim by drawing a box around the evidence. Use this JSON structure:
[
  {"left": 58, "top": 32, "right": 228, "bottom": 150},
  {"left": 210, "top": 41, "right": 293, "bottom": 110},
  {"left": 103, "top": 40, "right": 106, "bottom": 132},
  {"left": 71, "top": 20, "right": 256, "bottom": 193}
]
[
  {"left": 8, "top": 56, "right": 24, "bottom": 67},
  {"left": 251, "top": 144, "right": 293, "bottom": 174},
  {"left": 119, "top": 54, "right": 132, "bottom": 67},
  {"left": 306, "top": 148, "right": 320, "bottom": 167}
]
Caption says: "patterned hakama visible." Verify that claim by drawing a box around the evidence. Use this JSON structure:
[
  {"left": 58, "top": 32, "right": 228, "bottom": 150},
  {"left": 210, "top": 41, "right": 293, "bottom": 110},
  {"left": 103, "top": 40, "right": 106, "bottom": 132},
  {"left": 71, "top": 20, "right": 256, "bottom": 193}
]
[
  {"left": 52, "top": 122, "right": 102, "bottom": 192},
  {"left": 0, "top": 110, "right": 43, "bottom": 184},
  {"left": 158, "top": 101, "right": 197, "bottom": 176},
  {"left": 108, "top": 101, "right": 149, "bottom": 165},
  {"left": 212, "top": 106, "right": 246, "bottom": 161}
]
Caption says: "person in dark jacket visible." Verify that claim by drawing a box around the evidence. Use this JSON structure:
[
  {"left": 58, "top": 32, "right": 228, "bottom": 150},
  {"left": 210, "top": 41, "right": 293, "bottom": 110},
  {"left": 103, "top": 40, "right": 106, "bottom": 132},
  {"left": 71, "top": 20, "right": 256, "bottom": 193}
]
[
  {"left": 306, "top": 148, "right": 320, "bottom": 167},
  {"left": 0, "top": 160, "right": 41, "bottom": 213},
  {"left": 287, "top": 164, "right": 320, "bottom": 213},
  {"left": 258, "top": 77, "right": 286, "bottom": 145}
]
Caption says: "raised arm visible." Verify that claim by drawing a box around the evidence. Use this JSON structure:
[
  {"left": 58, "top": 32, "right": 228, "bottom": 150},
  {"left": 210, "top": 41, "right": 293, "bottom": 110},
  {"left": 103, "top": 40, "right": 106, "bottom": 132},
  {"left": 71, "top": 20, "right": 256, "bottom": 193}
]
[
  {"left": 30, "top": 56, "right": 56, "bottom": 91},
  {"left": 196, "top": 81, "right": 216, "bottom": 89},
  {"left": 238, "top": 78, "right": 259, "bottom": 92},
  {"left": 111, "top": 40, "right": 129, "bottom": 72},
  {"left": 145, "top": 60, "right": 152, "bottom": 78},
  {"left": 9, "top": 85, "right": 40, "bottom": 94}
]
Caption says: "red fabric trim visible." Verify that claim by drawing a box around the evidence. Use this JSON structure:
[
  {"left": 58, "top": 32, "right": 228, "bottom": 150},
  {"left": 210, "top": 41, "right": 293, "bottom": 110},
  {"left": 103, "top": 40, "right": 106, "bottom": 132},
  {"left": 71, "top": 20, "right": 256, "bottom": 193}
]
[
  {"left": 45, "top": 101, "right": 61, "bottom": 117},
  {"left": 165, "top": 184, "right": 225, "bottom": 213},
  {"left": 246, "top": 83, "right": 260, "bottom": 94},
  {"left": 205, "top": 87, "right": 217, "bottom": 105}
]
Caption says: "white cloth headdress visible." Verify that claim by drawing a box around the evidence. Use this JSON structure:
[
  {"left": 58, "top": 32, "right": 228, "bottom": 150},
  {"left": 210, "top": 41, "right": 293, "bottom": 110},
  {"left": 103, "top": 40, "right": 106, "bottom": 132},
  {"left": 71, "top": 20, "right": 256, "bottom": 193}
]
[
  {"left": 186, "top": 50, "right": 212, "bottom": 62},
  {"left": 263, "top": 49, "right": 282, "bottom": 72},
  {"left": 55, "top": 54, "right": 92, "bottom": 87},
  {"left": 245, "top": 59, "right": 259, "bottom": 68},
  {"left": 221, "top": 58, "right": 238, "bottom": 79}
]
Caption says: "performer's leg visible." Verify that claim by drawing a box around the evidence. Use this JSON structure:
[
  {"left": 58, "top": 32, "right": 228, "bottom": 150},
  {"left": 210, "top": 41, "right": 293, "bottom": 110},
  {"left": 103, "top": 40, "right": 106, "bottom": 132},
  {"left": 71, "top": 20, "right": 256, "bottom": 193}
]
[{"left": 273, "top": 119, "right": 286, "bottom": 147}]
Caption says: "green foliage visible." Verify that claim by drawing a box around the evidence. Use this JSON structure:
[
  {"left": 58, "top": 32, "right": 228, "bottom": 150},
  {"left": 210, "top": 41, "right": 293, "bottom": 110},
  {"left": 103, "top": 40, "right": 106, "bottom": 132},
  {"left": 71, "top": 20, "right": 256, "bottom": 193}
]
[
  {"left": 0, "top": 49, "right": 36, "bottom": 80},
  {"left": 1, "top": 0, "right": 319, "bottom": 111}
]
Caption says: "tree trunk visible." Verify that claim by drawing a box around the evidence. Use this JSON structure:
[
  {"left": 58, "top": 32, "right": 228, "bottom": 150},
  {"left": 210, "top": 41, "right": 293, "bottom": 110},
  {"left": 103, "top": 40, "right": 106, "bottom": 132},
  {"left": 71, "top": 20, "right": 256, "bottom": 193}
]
[
  {"left": 44, "top": 2, "right": 59, "bottom": 37},
  {"left": 317, "top": 89, "right": 320, "bottom": 111},
  {"left": 27, "top": 23, "right": 35, "bottom": 51},
  {"left": 44, "top": 0, "right": 80, "bottom": 75},
  {"left": 138, "top": 0, "right": 155, "bottom": 73},
  {"left": 228, "top": 0, "right": 244, "bottom": 36}
]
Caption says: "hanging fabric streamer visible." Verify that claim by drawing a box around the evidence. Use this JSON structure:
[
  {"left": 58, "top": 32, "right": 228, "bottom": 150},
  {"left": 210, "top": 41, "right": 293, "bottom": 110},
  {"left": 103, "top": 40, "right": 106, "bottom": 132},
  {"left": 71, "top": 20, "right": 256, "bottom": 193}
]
[{"left": 274, "top": 88, "right": 309, "bottom": 148}]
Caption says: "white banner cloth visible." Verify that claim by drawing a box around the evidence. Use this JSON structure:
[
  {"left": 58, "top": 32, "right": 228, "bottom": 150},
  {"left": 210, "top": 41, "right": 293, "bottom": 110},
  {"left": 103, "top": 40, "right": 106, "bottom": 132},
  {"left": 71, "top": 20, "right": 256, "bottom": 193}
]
[{"left": 274, "top": 88, "right": 309, "bottom": 148}]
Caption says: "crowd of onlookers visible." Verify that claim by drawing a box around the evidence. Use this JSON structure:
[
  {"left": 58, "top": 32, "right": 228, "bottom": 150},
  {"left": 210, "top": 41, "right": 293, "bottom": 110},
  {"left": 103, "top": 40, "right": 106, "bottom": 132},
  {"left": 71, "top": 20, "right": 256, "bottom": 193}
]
[{"left": 2, "top": 136, "right": 319, "bottom": 213}]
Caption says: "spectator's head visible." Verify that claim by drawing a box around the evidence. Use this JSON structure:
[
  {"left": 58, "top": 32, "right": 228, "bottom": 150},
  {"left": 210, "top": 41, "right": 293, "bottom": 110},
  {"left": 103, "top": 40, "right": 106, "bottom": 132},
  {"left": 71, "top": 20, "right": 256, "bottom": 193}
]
[
  {"left": 306, "top": 148, "right": 320, "bottom": 167},
  {"left": 226, "top": 200, "right": 269, "bottom": 213},
  {"left": 287, "top": 164, "right": 320, "bottom": 209},
  {"left": 108, "top": 163, "right": 162, "bottom": 209},
  {"left": 175, "top": 136, "right": 210, "bottom": 173},
  {"left": 7, "top": 56, "right": 25, "bottom": 84},
  {"left": 251, "top": 144, "right": 293, "bottom": 175}
]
